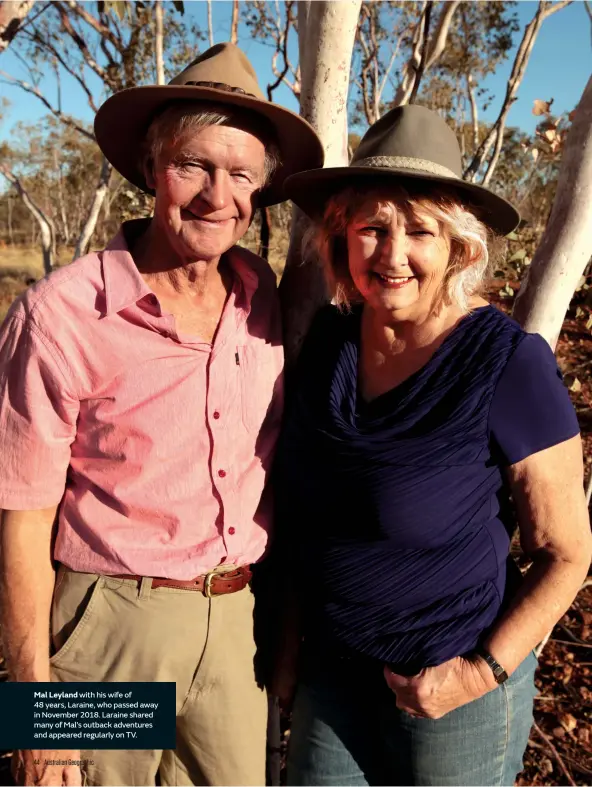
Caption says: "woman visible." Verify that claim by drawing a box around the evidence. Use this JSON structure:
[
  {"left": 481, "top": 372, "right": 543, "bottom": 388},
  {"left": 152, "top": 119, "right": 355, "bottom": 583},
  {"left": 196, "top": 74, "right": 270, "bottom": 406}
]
[{"left": 273, "top": 105, "right": 591, "bottom": 786}]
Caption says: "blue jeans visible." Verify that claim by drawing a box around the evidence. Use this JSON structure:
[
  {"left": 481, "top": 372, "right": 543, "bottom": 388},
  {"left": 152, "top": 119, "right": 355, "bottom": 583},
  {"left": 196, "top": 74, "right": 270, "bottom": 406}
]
[{"left": 287, "top": 650, "right": 537, "bottom": 786}]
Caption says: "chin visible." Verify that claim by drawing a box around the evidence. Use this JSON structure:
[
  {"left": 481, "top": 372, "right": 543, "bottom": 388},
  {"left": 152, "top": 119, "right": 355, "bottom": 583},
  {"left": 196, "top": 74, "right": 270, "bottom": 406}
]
[{"left": 180, "top": 231, "right": 234, "bottom": 260}]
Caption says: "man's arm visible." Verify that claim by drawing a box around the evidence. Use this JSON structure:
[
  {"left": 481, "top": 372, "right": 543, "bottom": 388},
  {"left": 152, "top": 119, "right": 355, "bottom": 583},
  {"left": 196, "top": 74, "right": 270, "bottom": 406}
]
[
  {"left": 1, "top": 508, "right": 82, "bottom": 786},
  {"left": 0, "top": 508, "right": 57, "bottom": 682}
]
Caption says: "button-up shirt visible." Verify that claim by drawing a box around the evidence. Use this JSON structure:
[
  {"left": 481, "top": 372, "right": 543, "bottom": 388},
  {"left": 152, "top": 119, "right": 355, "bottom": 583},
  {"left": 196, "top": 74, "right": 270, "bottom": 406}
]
[{"left": 0, "top": 224, "right": 284, "bottom": 579}]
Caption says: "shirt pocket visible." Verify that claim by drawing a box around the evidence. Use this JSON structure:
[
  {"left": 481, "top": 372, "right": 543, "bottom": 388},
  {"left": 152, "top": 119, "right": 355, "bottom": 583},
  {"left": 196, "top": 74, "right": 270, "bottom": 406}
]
[{"left": 237, "top": 343, "right": 280, "bottom": 435}]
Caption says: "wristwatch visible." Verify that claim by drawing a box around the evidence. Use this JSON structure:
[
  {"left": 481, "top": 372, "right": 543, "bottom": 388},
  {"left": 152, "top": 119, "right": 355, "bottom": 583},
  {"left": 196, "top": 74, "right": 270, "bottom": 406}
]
[{"left": 475, "top": 646, "right": 509, "bottom": 685}]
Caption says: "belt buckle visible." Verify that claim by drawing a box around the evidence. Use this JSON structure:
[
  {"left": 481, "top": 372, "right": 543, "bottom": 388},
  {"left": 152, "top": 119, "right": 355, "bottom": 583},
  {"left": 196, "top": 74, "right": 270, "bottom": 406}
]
[{"left": 203, "top": 570, "right": 217, "bottom": 598}]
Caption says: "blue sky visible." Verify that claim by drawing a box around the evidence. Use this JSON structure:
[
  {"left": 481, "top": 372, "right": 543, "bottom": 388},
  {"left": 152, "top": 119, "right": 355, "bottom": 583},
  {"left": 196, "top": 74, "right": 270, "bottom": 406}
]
[{"left": 0, "top": 0, "right": 590, "bottom": 142}]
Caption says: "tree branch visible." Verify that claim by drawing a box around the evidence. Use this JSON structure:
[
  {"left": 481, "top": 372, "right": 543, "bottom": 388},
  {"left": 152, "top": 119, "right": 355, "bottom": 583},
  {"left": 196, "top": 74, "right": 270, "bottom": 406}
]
[
  {"left": 467, "top": 73, "right": 479, "bottom": 155},
  {"left": 532, "top": 723, "right": 576, "bottom": 787},
  {"left": 464, "top": 1, "right": 546, "bottom": 182},
  {"left": 53, "top": 2, "right": 114, "bottom": 89},
  {"left": 408, "top": 1, "right": 433, "bottom": 104},
  {"left": 207, "top": 0, "right": 213, "bottom": 46},
  {"left": 424, "top": 0, "right": 461, "bottom": 68},
  {"left": 0, "top": 69, "right": 95, "bottom": 140},
  {"left": 23, "top": 26, "right": 99, "bottom": 112},
  {"left": 60, "top": 0, "right": 120, "bottom": 49}
]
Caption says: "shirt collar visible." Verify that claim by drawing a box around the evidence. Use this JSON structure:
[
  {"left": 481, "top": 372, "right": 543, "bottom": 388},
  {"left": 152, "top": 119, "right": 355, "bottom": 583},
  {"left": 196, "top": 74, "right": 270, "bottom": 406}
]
[
  {"left": 102, "top": 219, "right": 152, "bottom": 316},
  {"left": 102, "top": 219, "right": 262, "bottom": 317}
]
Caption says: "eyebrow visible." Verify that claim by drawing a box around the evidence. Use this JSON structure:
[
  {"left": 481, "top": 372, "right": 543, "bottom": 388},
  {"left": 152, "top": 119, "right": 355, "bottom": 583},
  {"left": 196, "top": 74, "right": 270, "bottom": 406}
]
[{"left": 171, "top": 152, "right": 261, "bottom": 178}]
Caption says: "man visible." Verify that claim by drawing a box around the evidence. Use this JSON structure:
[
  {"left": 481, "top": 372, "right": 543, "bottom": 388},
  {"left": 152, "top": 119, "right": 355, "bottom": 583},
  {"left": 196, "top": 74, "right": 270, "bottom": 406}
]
[{"left": 0, "top": 43, "right": 323, "bottom": 787}]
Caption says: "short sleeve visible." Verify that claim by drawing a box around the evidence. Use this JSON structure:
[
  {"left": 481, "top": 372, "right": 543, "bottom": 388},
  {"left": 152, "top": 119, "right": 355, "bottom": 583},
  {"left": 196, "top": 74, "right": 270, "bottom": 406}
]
[
  {"left": 489, "top": 332, "right": 580, "bottom": 465},
  {"left": 0, "top": 310, "right": 79, "bottom": 509}
]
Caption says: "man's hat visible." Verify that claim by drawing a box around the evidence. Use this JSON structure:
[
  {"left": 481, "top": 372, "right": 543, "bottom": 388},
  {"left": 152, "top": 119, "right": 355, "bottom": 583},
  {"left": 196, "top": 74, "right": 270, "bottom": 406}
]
[
  {"left": 284, "top": 105, "right": 520, "bottom": 235},
  {"left": 94, "top": 42, "right": 324, "bottom": 207}
]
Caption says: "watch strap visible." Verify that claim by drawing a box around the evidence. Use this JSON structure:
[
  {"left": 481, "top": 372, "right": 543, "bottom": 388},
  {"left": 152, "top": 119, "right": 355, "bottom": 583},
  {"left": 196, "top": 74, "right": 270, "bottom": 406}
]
[{"left": 475, "top": 647, "right": 509, "bottom": 685}]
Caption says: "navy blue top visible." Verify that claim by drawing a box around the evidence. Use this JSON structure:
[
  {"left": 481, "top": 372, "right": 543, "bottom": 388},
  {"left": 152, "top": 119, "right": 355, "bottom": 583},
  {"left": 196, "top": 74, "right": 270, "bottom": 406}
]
[{"left": 275, "top": 305, "right": 579, "bottom": 672}]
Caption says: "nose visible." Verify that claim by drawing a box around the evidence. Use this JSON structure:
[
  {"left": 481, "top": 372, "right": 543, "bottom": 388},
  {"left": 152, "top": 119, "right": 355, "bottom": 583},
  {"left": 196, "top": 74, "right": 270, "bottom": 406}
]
[
  {"left": 198, "top": 169, "right": 229, "bottom": 211},
  {"left": 381, "top": 223, "right": 409, "bottom": 267}
]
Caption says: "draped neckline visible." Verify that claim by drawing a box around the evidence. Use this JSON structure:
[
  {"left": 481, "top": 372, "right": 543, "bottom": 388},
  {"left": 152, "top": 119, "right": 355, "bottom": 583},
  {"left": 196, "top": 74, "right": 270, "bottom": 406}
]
[{"left": 331, "top": 304, "right": 495, "bottom": 433}]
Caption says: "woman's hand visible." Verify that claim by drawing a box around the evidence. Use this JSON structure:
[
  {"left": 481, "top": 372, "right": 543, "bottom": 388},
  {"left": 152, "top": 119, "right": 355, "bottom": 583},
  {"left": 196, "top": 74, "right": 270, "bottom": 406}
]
[{"left": 383, "top": 654, "right": 498, "bottom": 719}]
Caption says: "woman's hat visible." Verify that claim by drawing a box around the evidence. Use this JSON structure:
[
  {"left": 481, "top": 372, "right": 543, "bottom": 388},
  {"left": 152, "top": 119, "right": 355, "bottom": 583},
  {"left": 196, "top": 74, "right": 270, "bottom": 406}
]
[
  {"left": 284, "top": 105, "right": 520, "bottom": 235},
  {"left": 94, "top": 42, "right": 324, "bottom": 207}
]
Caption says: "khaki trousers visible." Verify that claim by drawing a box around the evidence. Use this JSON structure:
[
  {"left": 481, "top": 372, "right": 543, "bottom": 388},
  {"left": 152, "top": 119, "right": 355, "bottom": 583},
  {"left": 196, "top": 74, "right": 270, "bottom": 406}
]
[{"left": 49, "top": 567, "right": 267, "bottom": 786}]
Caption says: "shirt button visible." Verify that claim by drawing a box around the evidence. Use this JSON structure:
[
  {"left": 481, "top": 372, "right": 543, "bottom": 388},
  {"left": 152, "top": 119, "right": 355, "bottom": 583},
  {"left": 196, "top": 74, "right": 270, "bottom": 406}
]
[
  {"left": 218, "top": 469, "right": 226, "bottom": 478},
  {"left": 228, "top": 527, "right": 236, "bottom": 535},
  {"left": 213, "top": 411, "right": 220, "bottom": 420}
]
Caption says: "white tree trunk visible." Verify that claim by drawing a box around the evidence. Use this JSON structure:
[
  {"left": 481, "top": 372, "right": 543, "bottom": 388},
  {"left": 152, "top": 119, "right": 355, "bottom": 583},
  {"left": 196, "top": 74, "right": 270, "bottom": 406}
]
[
  {"left": 513, "top": 75, "right": 592, "bottom": 349},
  {"left": 155, "top": 0, "right": 165, "bottom": 85},
  {"left": 1, "top": 165, "right": 55, "bottom": 274},
  {"left": 73, "top": 157, "right": 112, "bottom": 261},
  {"left": 279, "top": 0, "right": 361, "bottom": 365},
  {"left": 0, "top": 0, "right": 35, "bottom": 53}
]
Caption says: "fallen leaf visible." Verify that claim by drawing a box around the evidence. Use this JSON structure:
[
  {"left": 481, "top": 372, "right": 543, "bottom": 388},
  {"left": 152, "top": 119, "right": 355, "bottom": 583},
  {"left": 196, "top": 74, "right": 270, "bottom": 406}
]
[
  {"left": 533, "top": 98, "right": 553, "bottom": 116},
  {"left": 541, "top": 758, "right": 554, "bottom": 776},
  {"left": 564, "top": 374, "right": 582, "bottom": 393},
  {"left": 558, "top": 712, "right": 577, "bottom": 732},
  {"left": 578, "top": 727, "right": 590, "bottom": 744},
  {"left": 552, "top": 726, "right": 566, "bottom": 738},
  {"left": 562, "top": 663, "right": 573, "bottom": 684},
  {"left": 576, "top": 306, "right": 585, "bottom": 319}
]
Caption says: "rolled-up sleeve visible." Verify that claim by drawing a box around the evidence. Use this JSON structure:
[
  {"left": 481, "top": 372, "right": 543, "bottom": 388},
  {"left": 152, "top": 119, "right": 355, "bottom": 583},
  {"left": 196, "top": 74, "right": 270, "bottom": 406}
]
[{"left": 0, "top": 308, "right": 79, "bottom": 510}]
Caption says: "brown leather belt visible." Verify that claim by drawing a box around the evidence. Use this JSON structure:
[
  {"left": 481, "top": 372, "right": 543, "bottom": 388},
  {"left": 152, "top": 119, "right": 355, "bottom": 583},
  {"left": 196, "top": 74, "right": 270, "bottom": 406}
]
[{"left": 109, "top": 566, "right": 252, "bottom": 597}]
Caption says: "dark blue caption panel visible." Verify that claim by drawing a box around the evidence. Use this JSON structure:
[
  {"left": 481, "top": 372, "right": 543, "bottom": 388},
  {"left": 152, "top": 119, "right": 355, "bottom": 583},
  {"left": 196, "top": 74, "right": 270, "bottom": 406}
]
[{"left": 0, "top": 682, "right": 176, "bottom": 750}]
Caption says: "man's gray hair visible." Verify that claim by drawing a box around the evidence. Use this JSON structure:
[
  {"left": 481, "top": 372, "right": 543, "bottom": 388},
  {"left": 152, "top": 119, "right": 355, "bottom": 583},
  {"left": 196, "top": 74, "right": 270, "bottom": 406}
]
[{"left": 143, "top": 101, "right": 282, "bottom": 187}]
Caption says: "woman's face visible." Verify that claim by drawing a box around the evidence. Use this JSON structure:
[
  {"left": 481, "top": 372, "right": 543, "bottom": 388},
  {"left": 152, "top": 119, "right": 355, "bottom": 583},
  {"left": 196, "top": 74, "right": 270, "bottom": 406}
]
[{"left": 346, "top": 195, "right": 452, "bottom": 322}]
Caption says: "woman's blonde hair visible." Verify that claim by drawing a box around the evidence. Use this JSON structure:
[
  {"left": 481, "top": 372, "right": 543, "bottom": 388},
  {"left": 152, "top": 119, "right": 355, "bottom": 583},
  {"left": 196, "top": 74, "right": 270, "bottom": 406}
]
[{"left": 303, "top": 181, "right": 503, "bottom": 313}]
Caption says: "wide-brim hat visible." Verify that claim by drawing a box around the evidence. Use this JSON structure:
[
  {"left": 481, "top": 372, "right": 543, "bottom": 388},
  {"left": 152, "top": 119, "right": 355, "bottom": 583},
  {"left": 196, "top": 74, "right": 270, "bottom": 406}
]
[
  {"left": 94, "top": 43, "right": 324, "bottom": 207},
  {"left": 284, "top": 105, "right": 520, "bottom": 235}
]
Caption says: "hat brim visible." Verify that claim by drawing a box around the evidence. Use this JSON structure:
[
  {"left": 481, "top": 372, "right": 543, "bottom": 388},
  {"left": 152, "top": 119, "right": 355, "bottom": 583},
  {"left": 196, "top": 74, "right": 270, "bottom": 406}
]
[
  {"left": 94, "top": 85, "right": 324, "bottom": 207},
  {"left": 284, "top": 166, "right": 520, "bottom": 236}
]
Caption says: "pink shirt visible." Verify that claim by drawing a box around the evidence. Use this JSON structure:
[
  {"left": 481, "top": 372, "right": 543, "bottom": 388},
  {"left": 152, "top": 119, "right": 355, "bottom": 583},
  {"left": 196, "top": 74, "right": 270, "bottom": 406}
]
[{"left": 0, "top": 223, "right": 284, "bottom": 579}]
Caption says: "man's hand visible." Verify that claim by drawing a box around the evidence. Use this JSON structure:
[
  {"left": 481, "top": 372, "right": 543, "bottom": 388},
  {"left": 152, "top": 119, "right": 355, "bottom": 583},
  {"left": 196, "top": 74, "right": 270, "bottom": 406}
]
[
  {"left": 12, "top": 749, "right": 83, "bottom": 786},
  {"left": 383, "top": 655, "right": 497, "bottom": 720}
]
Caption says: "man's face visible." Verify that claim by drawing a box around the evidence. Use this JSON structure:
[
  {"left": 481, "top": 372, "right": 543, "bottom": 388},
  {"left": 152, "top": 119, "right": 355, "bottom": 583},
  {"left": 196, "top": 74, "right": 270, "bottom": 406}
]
[{"left": 148, "top": 123, "right": 267, "bottom": 262}]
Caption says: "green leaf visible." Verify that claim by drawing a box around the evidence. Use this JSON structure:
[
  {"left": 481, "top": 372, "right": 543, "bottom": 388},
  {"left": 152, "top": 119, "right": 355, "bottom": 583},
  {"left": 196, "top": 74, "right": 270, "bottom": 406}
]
[
  {"left": 508, "top": 248, "right": 527, "bottom": 263},
  {"left": 576, "top": 275, "right": 587, "bottom": 291},
  {"left": 576, "top": 306, "right": 585, "bottom": 319},
  {"left": 505, "top": 231, "right": 519, "bottom": 241}
]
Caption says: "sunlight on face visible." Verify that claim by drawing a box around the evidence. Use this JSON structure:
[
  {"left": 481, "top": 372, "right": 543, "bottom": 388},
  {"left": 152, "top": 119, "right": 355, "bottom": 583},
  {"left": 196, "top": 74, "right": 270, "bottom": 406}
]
[
  {"left": 149, "top": 123, "right": 266, "bottom": 263},
  {"left": 346, "top": 196, "right": 452, "bottom": 322}
]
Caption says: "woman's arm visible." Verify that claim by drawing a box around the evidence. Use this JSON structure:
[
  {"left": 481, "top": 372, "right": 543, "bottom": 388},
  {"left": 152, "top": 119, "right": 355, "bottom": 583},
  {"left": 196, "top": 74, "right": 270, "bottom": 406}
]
[
  {"left": 482, "top": 433, "right": 591, "bottom": 672},
  {"left": 385, "top": 435, "right": 591, "bottom": 718}
]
